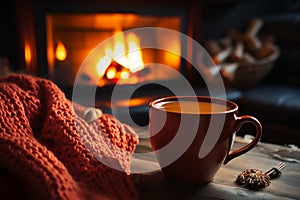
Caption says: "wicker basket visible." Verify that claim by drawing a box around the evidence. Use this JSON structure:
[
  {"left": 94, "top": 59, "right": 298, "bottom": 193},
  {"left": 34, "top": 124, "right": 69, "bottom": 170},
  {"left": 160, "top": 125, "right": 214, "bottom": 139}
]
[{"left": 222, "top": 45, "right": 280, "bottom": 89}]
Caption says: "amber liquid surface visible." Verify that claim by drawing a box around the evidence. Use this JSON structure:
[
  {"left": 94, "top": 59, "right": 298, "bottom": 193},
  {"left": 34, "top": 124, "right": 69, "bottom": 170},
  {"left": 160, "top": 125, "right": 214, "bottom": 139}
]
[{"left": 154, "top": 101, "right": 231, "bottom": 114}]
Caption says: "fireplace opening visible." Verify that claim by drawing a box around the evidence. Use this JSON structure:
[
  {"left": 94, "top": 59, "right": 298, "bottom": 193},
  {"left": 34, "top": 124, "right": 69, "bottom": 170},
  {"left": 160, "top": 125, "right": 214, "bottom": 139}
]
[
  {"left": 45, "top": 13, "right": 184, "bottom": 87},
  {"left": 31, "top": 2, "right": 202, "bottom": 126}
]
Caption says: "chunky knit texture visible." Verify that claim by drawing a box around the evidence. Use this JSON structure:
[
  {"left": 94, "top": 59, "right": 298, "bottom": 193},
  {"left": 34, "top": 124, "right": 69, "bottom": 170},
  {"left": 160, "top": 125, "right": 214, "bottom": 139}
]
[{"left": 0, "top": 74, "right": 139, "bottom": 200}]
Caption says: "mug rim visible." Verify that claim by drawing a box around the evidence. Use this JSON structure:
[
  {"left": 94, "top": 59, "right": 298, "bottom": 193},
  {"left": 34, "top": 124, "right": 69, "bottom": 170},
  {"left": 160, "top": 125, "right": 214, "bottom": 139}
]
[{"left": 149, "top": 96, "right": 238, "bottom": 115}]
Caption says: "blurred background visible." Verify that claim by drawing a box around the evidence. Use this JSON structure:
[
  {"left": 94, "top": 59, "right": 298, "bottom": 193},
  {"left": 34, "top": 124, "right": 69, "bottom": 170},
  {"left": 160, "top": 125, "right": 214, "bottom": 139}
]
[{"left": 0, "top": 0, "right": 299, "bottom": 145}]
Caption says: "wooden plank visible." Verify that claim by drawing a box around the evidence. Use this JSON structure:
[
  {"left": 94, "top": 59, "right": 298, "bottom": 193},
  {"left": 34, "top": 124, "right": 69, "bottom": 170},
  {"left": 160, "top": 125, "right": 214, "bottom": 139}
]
[{"left": 131, "top": 132, "right": 300, "bottom": 199}]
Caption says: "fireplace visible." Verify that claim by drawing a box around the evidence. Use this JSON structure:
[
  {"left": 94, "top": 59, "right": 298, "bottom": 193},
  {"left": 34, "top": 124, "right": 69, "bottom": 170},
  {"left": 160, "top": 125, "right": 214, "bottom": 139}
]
[
  {"left": 46, "top": 13, "right": 184, "bottom": 87},
  {"left": 23, "top": 1, "right": 202, "bottom": 88},
  {"left": 15, "top": 0, "right": 203, "bottom": 125}
]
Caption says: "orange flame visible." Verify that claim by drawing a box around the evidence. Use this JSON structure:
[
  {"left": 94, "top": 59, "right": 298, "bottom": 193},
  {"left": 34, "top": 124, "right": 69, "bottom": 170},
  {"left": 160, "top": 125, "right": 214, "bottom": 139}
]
[
  {"left": 96, "top": 48, "right": 112, "bottom": 76},
  {"left": 55, "top": 41, "right": 67, "bottom": 61},
  {"left": 106, "top": 67, "right": 117, "bottom": 79},
  {"left": 127, "top": 33, "right": 144, "bottom": 72},
  {"left": 113, "top": 31, "right": 130, "bottom": 68},
  {"left": 96, "top": 32, "right": 144, "bottom": 78},
  {"left": 24, "top": 43, "right": 32, "bottom": 65}
]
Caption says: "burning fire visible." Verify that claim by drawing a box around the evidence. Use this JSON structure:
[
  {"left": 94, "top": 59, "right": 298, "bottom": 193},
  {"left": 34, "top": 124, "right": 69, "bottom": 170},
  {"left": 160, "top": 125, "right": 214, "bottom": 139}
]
[
  {"left": 24, "top": 42, "right": 32, "bottom": 65},
  {"left": 126, "top": 33, "right": 144, "bottom": 72},
  {"left": 55, "top": 41, "right": 67, "bottom": 61},
  {"left": 96, "top": 32, "right": 144, "bottom": 83}
]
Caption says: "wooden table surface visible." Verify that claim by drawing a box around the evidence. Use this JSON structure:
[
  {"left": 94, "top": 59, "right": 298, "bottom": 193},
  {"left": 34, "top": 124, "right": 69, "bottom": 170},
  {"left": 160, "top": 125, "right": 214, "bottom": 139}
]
[{"left": 130, "top": 128, "right": 300, "bottom": 200}]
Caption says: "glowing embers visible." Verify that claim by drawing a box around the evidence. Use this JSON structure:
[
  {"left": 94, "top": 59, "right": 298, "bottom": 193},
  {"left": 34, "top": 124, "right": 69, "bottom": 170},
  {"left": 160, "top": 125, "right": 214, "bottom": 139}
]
[
  {"left": 104, "top": 61, "right": 129, "bottom": 81},
  {"left": 97, "top": 32, "right": 145, "bottom": 85}
]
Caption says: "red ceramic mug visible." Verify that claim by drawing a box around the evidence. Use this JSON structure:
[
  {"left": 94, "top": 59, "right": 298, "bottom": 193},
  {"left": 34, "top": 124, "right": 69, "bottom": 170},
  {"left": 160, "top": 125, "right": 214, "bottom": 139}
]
[{"left": 149, "top": 96, "right": 262, "bottom": 185}]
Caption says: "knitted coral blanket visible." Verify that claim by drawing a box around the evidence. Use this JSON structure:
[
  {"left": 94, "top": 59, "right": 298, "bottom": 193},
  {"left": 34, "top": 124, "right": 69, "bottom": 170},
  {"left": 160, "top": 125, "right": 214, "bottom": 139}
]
[{"left": 0, "top": 74, "right": 139, "bottom": 200}]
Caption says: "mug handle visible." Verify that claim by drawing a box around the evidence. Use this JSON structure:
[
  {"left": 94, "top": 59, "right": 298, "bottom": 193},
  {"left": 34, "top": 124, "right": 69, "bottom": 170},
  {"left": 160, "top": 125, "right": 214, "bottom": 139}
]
[{"left": 224, "top": 115, "right": 262, "bottom": 164}]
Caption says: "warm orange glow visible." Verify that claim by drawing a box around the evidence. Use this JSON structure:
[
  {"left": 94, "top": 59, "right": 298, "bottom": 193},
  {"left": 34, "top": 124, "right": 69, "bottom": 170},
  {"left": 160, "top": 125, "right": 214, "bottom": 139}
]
[
  {"left": 123, "top": 76, "right": 139, "bottom": 84},
  {"left": 127, "top": 33, "right": 144, "bottom": 72},
  {"left": 96, "top": 49, "right": 112, "bottom": 76},
  {"left": 120, "top": 70, "right": 130, "bottom": 79},
  {"left": 114, "top": 98, "right": 150, "bottom": 107},
  {"left": 24, "top": 43, "right": 32, "bottom": 65},
  {"left": 164, "top": 52, "right": 181, "bottom": 67},
  {"left": 96, "top": 32, "right": 145, "bottom": 82},
  {"left": 55, "top": 41, "right": 67, "bottom": 61},
  {"left": 162, "top": 35, "right": 181, "bottom": 69},
  {"left": 113, "top": 32, "right": 130, "bottom": 67},
  {"left": 106, "top": 67, "right": 117, "bottom": 79}
]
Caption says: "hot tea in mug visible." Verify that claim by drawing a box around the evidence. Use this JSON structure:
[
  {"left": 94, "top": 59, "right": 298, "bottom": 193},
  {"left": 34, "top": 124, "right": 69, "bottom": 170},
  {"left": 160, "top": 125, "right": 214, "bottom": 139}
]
[{"left": 149, "top": 96, "right": 262, "bottom": 185}]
